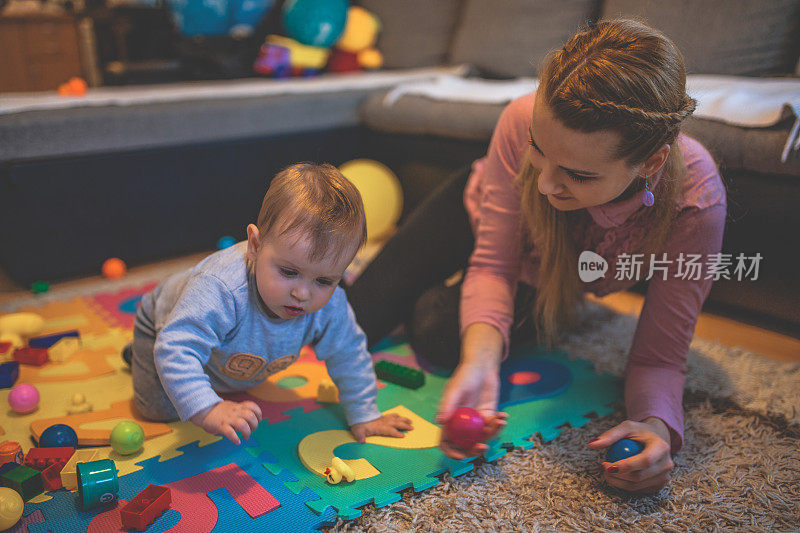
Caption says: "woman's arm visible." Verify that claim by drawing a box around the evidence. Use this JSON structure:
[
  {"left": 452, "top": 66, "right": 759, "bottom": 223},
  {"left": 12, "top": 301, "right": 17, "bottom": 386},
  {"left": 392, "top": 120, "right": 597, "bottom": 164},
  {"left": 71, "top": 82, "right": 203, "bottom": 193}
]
[
  {"left": 460, "top": 94, "right": 534, "bottom": 358},
  {"left": 625, "top": 203, "right": 726, "bottom": 454}
]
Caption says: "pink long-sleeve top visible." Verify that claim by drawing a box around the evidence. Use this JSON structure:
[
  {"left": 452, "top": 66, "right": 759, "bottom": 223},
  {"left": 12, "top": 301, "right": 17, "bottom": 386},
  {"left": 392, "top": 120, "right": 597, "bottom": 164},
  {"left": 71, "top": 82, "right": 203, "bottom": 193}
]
[{"left": 461, "top": 93, "right": 727, "bottom": 454}]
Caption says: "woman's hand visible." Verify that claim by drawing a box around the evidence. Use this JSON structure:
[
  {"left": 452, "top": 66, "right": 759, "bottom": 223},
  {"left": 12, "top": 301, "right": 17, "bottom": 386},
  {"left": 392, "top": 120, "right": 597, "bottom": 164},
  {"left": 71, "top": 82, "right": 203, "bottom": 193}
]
[
  {"left": 587, "top": 417, "right": 674, "bottom": 494},
  {"left": 190, "top": 400, "right": 263, "bottom": 445},
  {"left": 351, "top": 413, "right": 414, "bottom": 443}
]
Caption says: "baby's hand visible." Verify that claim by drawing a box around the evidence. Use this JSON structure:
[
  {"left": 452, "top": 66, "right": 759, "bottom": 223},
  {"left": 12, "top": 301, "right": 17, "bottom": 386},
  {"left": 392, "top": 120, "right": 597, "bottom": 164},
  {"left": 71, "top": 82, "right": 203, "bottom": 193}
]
[
  {"left": 351, "top": 413, "right": 413, "bottom": 443},
  {"left": 190, "top": 400, "right": 263, "bottom": 445}
]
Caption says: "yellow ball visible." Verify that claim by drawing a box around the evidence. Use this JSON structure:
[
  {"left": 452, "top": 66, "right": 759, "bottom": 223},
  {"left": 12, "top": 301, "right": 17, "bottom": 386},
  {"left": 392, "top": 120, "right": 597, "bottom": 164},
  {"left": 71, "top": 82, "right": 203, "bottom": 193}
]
[
  {"left": 337, "top": 6, "right": 380, "bottom": 53},
  {"left": 338, "top": 159, "right": 402, "bottom": 242},
  {"left": 0, "top": 487, "right": 23, "bottom": 530}
]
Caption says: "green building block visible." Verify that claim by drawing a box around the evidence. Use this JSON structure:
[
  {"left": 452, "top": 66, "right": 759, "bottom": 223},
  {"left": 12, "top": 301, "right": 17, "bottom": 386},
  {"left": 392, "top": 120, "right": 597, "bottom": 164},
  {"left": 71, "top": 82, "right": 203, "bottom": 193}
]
[
  {"left": 374, "top": 360, "right": 425, "bottom": 389},
  {"left": 1, "top": 463, "right": 44, "bottom": 501}
]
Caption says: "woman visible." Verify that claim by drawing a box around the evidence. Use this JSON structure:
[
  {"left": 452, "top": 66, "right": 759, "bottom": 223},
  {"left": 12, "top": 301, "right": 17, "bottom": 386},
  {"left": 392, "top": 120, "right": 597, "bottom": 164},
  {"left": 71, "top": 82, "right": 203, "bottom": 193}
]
[{"left": 348, "top": 19, "right": 726, "bottom": 494}]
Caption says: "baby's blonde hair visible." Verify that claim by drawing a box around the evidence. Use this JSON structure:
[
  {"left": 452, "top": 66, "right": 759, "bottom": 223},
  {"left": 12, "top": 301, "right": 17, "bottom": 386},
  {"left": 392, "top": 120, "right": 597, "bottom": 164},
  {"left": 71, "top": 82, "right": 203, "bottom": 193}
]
[{"left": 255, "top": 163, "right": 367, "bottom": 263}]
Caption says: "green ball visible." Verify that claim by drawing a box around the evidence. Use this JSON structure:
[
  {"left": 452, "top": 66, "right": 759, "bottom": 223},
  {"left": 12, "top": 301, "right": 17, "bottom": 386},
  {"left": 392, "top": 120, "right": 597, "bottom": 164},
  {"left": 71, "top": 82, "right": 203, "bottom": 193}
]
[{"left": 109, "top": 421, "right": 144, "bottom": 455}]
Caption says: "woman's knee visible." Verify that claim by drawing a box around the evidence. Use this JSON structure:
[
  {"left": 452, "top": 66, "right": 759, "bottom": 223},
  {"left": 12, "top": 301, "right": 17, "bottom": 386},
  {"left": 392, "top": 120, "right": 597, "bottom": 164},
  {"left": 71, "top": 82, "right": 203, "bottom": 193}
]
[{"left": 408, "top": 285, "right": 461, "bottom": 369}]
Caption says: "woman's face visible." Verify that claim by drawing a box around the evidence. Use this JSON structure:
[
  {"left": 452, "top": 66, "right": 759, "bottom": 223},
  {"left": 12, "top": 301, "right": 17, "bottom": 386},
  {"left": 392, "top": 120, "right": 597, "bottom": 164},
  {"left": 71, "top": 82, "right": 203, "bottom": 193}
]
[{"left": 529, "top": 94, "right": 643, "bottom": 211}]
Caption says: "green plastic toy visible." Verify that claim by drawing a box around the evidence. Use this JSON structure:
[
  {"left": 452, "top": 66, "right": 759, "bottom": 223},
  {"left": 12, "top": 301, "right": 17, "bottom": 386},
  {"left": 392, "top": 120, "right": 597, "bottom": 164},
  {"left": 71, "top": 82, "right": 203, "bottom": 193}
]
[
  {"left": 374, "top": 360, "right": 425, "bottom": 389},
  {"left": 76, "top": 459, "right": 118, "bottom": 510},
  {"left": 110, "top": 420, "right": 145, "bottom": 455},
  {"left": 0, "top": 464, "right": 43, "bottom": 502}
]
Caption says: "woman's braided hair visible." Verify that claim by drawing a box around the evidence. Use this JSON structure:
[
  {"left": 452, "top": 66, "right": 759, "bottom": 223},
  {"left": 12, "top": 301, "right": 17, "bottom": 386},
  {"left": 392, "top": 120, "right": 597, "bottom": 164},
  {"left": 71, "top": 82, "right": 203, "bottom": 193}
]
[
  {"left": 542, "top": 18, "right": 697, "bottom": 163},
  {"left": 518, "top": 19, "right": 698, "bottom": 347}
]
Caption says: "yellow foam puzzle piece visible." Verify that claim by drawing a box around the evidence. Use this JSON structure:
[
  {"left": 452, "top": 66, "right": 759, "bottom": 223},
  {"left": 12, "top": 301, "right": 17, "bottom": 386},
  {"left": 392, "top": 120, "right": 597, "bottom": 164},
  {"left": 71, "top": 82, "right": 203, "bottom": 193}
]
[{"left": 297, "top": 405, "right": 440, "bottom": 481}]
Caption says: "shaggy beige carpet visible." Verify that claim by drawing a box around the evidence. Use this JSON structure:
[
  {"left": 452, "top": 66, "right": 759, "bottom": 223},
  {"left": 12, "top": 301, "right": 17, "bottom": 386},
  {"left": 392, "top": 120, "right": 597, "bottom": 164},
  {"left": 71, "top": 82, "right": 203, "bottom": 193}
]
[{"left": 332, "top": 303, "right": 800, "bottom": 532}]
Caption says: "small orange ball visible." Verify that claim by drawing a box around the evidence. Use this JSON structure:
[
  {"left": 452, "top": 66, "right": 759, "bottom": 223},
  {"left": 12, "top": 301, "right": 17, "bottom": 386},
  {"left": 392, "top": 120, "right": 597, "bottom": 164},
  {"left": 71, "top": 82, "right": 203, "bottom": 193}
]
[
  {"left": 57, "top": 77, "right": 88, "bottom": 97},
  {"left": 68, "top": 77, "right": 87, "bottom": 95},
  {"left": 102, "top": 258, "right": 127, "bottom": 279}
]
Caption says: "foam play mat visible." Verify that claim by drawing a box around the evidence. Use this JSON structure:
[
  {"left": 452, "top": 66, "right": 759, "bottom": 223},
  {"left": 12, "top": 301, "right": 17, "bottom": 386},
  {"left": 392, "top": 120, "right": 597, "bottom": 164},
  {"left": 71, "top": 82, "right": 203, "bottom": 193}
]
[{"left": 0, "top": 283, "right": 621, "bottom": 531}]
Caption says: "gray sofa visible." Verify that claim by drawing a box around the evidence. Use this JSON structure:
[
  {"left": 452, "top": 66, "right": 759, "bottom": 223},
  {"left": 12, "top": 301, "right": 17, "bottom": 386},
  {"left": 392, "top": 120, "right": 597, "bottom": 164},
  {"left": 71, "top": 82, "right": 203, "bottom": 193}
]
[{"left": 1, "top": 0, "right": 798, "bottom": 331}]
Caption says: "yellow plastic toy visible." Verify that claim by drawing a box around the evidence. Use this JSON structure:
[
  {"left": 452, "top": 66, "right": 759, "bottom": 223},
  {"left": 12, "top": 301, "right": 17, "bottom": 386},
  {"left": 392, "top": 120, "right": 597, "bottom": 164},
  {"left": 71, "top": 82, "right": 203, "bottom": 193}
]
[
  {"left": 338, "top": 159, "right": 402, "bottom": 242},
  {"left": 324, "top": 456, "right": 355, "bottom": 484},
  {"left": 61, "top": 449, "right": 100, "bottom": 491},
  {"left": 49, "top": 337, "right": 80, "bottom": 363},
  {"left": 316, "top": 379, "right": 338, "bottom": 403},
  {"left": 265, "top": 34, "right": 331, "bottom": 70},
  {"left": 0, "top": 487, "right": 23, "bottom": 530},
  {"left": 336, "top": 6, "right": 382, "bottom": 69},
  {"left": 66, "top": 393, "right": 93, "bottom": 414},
  {"left": 0, "top": 313, "right": 44, "bottom": 349}
]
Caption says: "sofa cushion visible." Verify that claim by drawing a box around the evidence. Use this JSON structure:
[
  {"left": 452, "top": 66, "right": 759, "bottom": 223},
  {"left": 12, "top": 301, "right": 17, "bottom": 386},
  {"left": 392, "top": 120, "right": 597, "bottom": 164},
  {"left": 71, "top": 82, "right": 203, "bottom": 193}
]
[
  {"left": 357, "top": 0, "right": 461, "bottom": 69},
  {"left": 448, "top": 0, "right": 600, "bottom": 79},
  {"left": 601, "top": 0, "right": 800, "bottom": 76},
  {"left": 361, "top": 91, "right": 800, "bottom": 178},
  {"left": 360, "top": 91, "right": 505, "bottom": 141},
  {"left": 681, "top": 116, "right": 800, "bottom": 178}
]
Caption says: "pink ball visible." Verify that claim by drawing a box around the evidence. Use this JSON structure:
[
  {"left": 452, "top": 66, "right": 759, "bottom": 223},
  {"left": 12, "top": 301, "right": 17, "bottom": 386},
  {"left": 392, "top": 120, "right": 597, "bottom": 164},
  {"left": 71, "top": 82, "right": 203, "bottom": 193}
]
[
  {"left": 8, "top": 383, "right": 39, "bottom": 414},
  {"left": 443, "top": 406, "right": 486, "bottom": 450}
]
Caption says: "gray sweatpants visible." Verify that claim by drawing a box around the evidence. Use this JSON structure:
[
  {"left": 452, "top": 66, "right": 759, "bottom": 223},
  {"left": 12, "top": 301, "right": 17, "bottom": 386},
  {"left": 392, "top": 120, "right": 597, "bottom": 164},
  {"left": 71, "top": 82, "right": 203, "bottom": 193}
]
[{"left": 128, "top": 311, "right": 181, "bottom": 422}]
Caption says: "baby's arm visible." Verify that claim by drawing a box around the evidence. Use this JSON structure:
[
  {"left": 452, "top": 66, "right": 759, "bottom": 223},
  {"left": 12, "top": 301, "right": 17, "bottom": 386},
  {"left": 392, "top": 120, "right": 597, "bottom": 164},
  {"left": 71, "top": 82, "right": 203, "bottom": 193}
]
[
  {"left": 314, "top": 289, "right": 413, "bottom": 438},
  {"left": 350, "top": 413, "right": 413, "bottom": 443},
  {"left": 190, "top": 400, "right": 262, "bottom": 445},
  {"left": 154, "top": 273, "right": 259, "bottom": 443}
]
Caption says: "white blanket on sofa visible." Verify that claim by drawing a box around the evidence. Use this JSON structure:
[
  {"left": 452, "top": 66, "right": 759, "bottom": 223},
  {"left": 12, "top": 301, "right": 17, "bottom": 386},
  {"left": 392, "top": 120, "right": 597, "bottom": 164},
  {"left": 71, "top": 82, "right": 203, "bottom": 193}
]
[
  {"left": 385, "top": 74, "right": 800, "bottom": 126},
  {"left": 383, "top": 74, "right": 800, "bottom": 161}
]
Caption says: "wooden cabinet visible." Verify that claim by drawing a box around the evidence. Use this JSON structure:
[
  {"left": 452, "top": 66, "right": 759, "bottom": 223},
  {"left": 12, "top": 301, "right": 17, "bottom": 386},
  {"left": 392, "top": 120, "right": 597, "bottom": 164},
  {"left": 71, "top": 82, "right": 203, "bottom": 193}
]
[{"left": 0, "top": 14, "right": 86, "bottom": 93}]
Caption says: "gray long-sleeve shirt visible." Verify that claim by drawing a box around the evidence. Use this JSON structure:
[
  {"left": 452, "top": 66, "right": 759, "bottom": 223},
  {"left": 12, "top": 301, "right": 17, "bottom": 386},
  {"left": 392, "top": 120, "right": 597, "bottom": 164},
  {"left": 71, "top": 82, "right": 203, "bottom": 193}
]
[{"left": 137, "top": 242, "right": 381, "bottom": 425}]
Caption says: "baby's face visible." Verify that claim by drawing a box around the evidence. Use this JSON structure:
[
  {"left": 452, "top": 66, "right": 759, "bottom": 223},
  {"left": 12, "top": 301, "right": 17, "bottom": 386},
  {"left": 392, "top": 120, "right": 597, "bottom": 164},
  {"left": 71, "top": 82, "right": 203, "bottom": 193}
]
[{"left": 246, "top": 225, "right": 355, "bottom": 320}]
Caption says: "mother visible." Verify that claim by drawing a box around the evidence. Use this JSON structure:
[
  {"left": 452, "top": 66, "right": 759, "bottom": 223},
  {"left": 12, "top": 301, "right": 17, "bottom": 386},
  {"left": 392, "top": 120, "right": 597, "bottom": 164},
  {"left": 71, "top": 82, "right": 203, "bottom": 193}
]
[{"left": 348, "top": 19, "right": 726, "bottom": 494}]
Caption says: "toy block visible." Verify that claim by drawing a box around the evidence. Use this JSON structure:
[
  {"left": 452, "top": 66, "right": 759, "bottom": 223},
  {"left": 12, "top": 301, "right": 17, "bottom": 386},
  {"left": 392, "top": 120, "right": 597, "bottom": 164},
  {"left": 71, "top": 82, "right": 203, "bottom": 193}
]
[
  {"left": 0, "top": 463, "right": 43, "bottom": 501},
  {"left": 24, "top": 447, "right": 74, "bottom": 471},
  {"left": 13, "top": 347, "right": 48, "bottom": 366},
  {"left": 373, "top": 360, "right": 425, "bottom": 389},
  {"left": 41, "top": 463, "right": 64, "bottom": 491},
  {"left": 28, "top": 330, "right": 80, "bottom": 349},
  {"left": 120, "top": 485, "right": 172, "bottom": 531},
  {"left": 0, "top": 462, "right": 19, "bottom": 477},
  {"left": 60, "top": 449, "right": 100, "bottom": 491},
  {"left": 316, "top": 379, "right": 339, "bottom": 403},
  {"left": 0, "top": 362, "right": 20, "bottom": 389},
  {"left": 48, "top": 337, "right": 81, "bottom": 363},
  {"left": 0, "top": 442, "right": 23, "bottom": 464}
]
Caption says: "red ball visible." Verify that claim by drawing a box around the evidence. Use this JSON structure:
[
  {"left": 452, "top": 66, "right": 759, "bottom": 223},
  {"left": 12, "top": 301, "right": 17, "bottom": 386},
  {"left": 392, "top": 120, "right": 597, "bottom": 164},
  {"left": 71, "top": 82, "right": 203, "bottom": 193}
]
[{"left": 443, "top": 407, "right": 486, "bottom": 450}]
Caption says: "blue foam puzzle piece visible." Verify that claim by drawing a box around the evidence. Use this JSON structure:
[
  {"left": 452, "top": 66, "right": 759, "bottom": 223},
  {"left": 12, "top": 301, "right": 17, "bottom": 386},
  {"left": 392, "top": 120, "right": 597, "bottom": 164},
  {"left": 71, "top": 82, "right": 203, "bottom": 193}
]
[
  {"left": 25, "top": 436, "right": 334, "bottom": 532},
  {"left": 498, "top": 356, "right": 572, "bottom": 407}
]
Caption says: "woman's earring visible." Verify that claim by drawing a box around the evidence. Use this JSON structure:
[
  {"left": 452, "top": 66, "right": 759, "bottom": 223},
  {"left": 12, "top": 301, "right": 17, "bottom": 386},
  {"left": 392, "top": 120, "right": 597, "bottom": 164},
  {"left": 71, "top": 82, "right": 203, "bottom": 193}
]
[{"left": 641, "top": 175, "right": 655, "bottom": 207}]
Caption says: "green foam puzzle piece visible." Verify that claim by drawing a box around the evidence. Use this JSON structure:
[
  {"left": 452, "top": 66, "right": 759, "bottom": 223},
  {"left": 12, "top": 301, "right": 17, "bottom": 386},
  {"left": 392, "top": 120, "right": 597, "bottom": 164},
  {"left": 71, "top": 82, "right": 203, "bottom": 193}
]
[{"left": 246, "top": 341, "right": 620, "bottom": 521}]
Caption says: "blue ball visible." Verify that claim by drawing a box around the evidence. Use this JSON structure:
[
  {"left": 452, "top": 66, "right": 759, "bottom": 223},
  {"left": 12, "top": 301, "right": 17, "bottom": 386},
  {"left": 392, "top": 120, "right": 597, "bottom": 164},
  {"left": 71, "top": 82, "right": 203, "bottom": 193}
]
[
  {"left": 39, "top": 423, "right": 78, "bottom": 448},
  {"left": 217, "top": 236, "right": 237, "bottom": 250},
  {"left": 282, "top": 0, "right": 348, "bottom": 47},
  {"left": 167, "top": 0, "right": 273, "bottom": 37},
  {"left": 605, "top": 438, "right": 644, "bottom": 463}
]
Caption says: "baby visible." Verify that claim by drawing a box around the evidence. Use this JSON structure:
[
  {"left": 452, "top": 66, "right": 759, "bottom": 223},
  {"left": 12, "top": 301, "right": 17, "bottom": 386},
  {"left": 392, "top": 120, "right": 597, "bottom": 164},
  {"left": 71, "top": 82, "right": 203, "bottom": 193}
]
[{"left": 124, "top": 163, "right": 412, "bottom": 444}]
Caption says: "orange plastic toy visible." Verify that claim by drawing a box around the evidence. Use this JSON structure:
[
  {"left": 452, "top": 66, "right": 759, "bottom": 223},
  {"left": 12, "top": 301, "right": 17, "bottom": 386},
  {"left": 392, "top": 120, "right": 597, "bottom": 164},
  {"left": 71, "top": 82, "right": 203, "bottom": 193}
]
[
  {"left": 57, "top": 77, "right": 87, "bottom": 96},
  {"left": 101, "top": 258, "right": 127, "bottom": 279}
]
